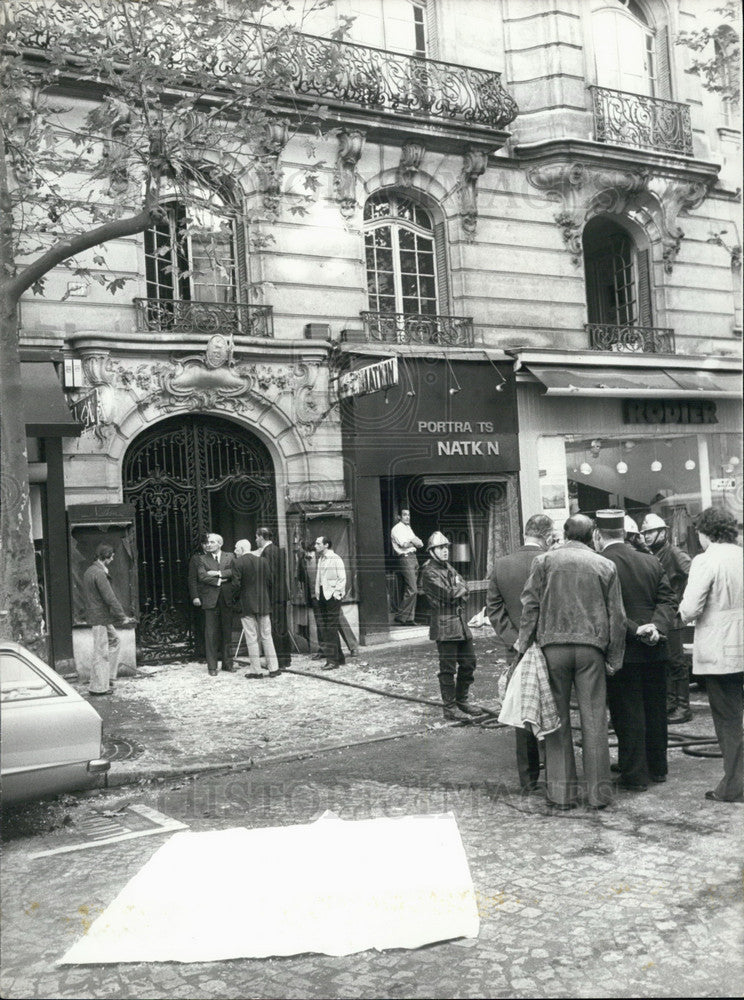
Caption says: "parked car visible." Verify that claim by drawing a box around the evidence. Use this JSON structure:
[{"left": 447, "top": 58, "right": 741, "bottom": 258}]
[{"left": 1, "top": 641, "right": 110, "bottom": 805}]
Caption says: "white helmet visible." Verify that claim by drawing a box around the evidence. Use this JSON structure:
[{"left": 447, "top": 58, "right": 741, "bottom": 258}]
[
  {"left": 623, "top": 515, "right": 640, "bottom": 535},
  {"left": 641, "top": 513, "right": 667, "bottom": 532},
  {"left": 427, "top": 531, "right": 450, "bottom": 551}
]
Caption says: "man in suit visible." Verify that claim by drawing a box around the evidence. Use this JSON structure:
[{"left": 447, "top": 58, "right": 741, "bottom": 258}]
[
  {"left": 596, "top": 509, "right": 678, "bottom": 791},
  {"left": 233, "top": 538, "right": 279, "bottom": 677},
  {"left": 314, "top": 535, "right": 347, "bottom": 671},
  {"left": 486, "top": 513, "right": 555, "bottom": 791},
  {"left": 188, "top": 531, "right": 235, "bottom": 676},
  {"left": 255, "top": 526, "right": 292, "bottom": 670}
]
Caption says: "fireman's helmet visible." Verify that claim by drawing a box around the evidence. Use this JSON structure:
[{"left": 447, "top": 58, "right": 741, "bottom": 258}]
[{"left": 427, "top": 531, "right": 450, "bottom": 551}]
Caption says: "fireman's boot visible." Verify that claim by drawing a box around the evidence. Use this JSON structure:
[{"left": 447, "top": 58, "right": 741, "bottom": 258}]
[
  {"left": 439, "top": 676, "right": 471, "bottom": 722},
  {"left": 455, "top": 676, "right": 486, "bottom": 717},
  {"left": 669, "top": 674, "right": 693, "bottom": 725}
]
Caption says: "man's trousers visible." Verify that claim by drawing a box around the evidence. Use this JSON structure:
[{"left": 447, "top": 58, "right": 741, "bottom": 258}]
[
  {"left": 395, "top": 553, "right": 419, "bottom": 623},
  {"left": 706, "top": 672, "right": 743, "bottom": 801},
  {"left": 542, "top": 644, "right": 612, "bottom": 808},
  {"left": 90, "top": 624, "right": 120, "bottom": 694},
  {"left": 607, "top": 658, "right": 668, "bottom": 786},
  {"left": 240, "top": 614, "right": 279, "bottom": 674},
  {"left": 203, "top": 598, "right": 234, "bottom": 672},
  {"left": 317, "top": 594, "right": 345, "bottom": 666}
]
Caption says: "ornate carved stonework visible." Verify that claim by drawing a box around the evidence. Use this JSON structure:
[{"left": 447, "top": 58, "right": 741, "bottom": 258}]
[
  {"left": 334, "top": 130, "right": 366, "bottom": 219},
  {"left": 257, "top": 119, "right": 289, "bottom": 216},
  {"left": 459, "top": 147, "right": 488, "bottom": 240},
  {"left": 72, "top": 336, "right": 327, "bottom": 439},
  {"left": 525, "top": 161, "right": 714, "bottom": 272},
  {"left": 397, "top": 141, "right": 426, "bottom": 187}
]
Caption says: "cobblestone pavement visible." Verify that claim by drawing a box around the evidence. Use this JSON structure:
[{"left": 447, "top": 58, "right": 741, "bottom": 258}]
[
  {"left": 72, "top": 636, "right": 509, "bottom": 781},
  {"left": 1, "top": 716, "right": 742, "bottom": 999}
]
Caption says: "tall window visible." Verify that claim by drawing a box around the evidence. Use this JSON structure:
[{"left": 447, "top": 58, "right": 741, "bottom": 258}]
[
  {"left": 144, "top": 195, "right": 238, "bottom": 305},
  {"left": 583, "top": 217, "right": 652, "bottom": 327},
  {"left": 364, "top": 192, "right": 439, "bottom": 316},
  {"left": 592, "top": 0, "right": 659, "bottom": 97}
]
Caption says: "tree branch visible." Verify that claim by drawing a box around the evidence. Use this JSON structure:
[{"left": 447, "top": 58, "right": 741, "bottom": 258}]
[{"left": 5, "top": 204, "right": 156, "bottom": 301}]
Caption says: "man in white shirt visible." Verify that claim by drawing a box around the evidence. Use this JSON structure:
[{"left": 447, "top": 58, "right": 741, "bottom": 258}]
[
  {"left": 314, "top": 536, "right": 347, "bottom": 670},
  {"left": 390, "top": 507, "right": 423, "bottom": 625}
]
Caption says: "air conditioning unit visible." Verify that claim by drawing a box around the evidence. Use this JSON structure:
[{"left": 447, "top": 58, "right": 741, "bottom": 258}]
[{"left": 304, "top": 323, "right": 331, "bottom": 340}]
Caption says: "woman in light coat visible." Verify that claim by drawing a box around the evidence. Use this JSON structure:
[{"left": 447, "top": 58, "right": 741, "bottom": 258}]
[{"left": 679, "top": 507, "right": 743, "bottom": 803}]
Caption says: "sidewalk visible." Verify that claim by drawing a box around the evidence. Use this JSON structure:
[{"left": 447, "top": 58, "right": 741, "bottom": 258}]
[
  {"left": 74, "top": 633, "right": 723, "bottom": 791},
  {"left": 76, "top": 633, "right": 507, "bottom": 786}
]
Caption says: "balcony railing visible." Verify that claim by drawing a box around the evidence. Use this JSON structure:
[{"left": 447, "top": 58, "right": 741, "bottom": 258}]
[
  {"left": 359, "top": 311, "right": 474, "bottom": 346},
  {"left": 589, "top": 86, "right": 693, "bottom": 156},
  {"left": 134, "top": 298, "right": 273, "bottom": 338},
  {"left": 586, "top": 323, "right": 675, "bottom": 354},
  {"left": 8, "top": 2, "right": 518, "bottom": 132}
]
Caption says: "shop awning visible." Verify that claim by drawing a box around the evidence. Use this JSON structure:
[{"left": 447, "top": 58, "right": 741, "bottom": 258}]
[
  {"left": 524, "top": 364, "right": 742, "bottom": 398},
  {"left": 21, "top": 363, "right": 82, "bottom": 437}
]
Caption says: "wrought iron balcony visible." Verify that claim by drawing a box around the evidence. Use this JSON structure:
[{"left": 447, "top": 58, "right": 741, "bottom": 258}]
[
  {"left": 586, "top": 323, "right": 676, "bottom": 354},
  {"left": 359, "top": 311, "right": 474, "bottom": 347},
  {"left": 8, "top": 1, "right": 517, "bottom": 132},
  {"left": 134, "top": 298, "right": 273, "bottom": 338},
  {"left": 589, "top": 86, "right": 693, "bottom": 156}
]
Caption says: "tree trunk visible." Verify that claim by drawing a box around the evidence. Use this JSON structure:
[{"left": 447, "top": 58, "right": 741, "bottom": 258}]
[{"left": 0, "top": 291, "right": 45, "bottom": 653}]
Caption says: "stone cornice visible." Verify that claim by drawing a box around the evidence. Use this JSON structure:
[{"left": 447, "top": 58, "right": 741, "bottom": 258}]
[{"left": 64, "top": 332, "right": 330, "bottom": 363}]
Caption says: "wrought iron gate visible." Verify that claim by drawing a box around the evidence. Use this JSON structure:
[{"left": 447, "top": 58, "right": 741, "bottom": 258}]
[{"left": 123, "top": 415, "right": 276, "bottom": 662}]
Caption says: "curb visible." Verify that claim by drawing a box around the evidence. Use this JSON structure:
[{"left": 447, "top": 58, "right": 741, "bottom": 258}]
[{"left": 104, "top": 718, "right": 482, "bottom": 790}]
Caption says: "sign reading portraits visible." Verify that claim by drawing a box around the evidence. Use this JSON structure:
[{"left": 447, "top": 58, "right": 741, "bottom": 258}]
[{"left": 342, "top": 358, "right": 519, "bottom": 475}]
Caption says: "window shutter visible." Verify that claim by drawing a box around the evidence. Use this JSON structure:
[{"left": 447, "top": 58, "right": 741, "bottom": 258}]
[
  {"left": 433, "top": 219, "right": 450, "bottom": 315},
  {"left": 636, "top": 248, "right": 653, "bottom": 326},
  {"left": 424, "top": 0, "right": 438, "bottom": 59},
  {"left": 234, "top": 213, "right": 249, "bottom": 302},
  {"left": 655, "top": 25, "right": 672, "bottom": 99}
]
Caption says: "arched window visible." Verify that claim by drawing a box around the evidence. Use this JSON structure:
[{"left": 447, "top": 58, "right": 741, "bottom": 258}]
[
  {"left": 144, "top": 190, "right": 240, "bottom": 305},
  {"left": 364, "top": 191, "right": 445, "bottom": 317},
  {"left": 583, "top": 217, "right": 653, "bottom": 328},
  {"left": 591, "top": 0, "right": 672, "bottom": 99}
]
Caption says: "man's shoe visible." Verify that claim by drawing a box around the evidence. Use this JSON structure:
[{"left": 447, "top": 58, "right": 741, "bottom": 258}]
[
  {"left": 586, "top": 803, "right": 609, "bottom": 811},
  {"left": 311, "top": 651, "right": 324, "bottom": 660},
  {"left": 221, "top": 665, "right": 237, "bottom": 673},
  {"left": 650, "top": 774, "right": 667, "bottom": 783},
  {"left": 547, "top": 801, "right": 577, "bottom": 811},
  {"left": 442, "top": 703, "right": 472, "bottom": 722},
  {"left": 208, "top": 669, "right": 218, "bottom": 676},
  {"left": 244, "top": 672, "right": 267, "bottom": 679},
  {"left": 610, "top": 763, "right": 621, "bottom": 773},
  {"left": 267, "top": 670, "right": 280, "bottom": 677},
  {"left": 668, "top": 708, "right": 693, "bottom": 724},
  {"left": 705, "top": 790, "right": 744, "bottom": 803},
  {"left": 321, "top": 661, "right": 339, "bottom": 671},
  {"left": 89, "top": 690, "right": 113, "bottom": 697},
  {"left": 615, "top": 780, "right": 648, "bottom": 792}
]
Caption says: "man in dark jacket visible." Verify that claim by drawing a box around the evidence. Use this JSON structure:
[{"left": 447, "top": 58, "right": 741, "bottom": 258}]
[
  {"left": 486, "top": 514, "right": 555, "bottom": 790},
  {"left": 641, "top": 513, "right": 693, "bottom": 723},
  {"left": 597, "top": 510, "right": 678, "bottom": 791},
  {"left": 420, "top": 532, "right": 482, "bottom": 721},
  {"left": 82, "top": 543, "right": 129, "bottom": 696},
  {"left": 256, "top": 526, "right": 292, "bottom": 670},
  {"left": 517, "top": 514, "right": 626, "bottom": 809},
  {"left": 188, "top": 532, "right": 235, "bottom": 676},
  {"left": 233, "top": 539, "right": 279, "bottom": 677}
]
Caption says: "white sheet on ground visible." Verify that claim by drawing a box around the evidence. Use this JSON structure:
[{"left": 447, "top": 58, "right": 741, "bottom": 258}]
[{"left": 58, "top": 811, "right": 479, "bottom": 964}]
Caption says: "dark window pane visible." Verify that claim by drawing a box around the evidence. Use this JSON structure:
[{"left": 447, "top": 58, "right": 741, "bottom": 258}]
[
  {"left": 373, "top": 227, "right": 392, "bottom": 248},
  {"left": 376, "top": 249, "right": 394, "bottom": 271},
  {"left": 399, "top": 251, "right": 417, "bottom": 273},
  {"left": 402, "top": 274, "right": 418, "bottom": 296},
  {"left": 420, "top": 276, "right": 436, "bottom": 299},
  {"left": 398, "top": 229, "right": 415, "bottom": 249},
  {"left": 417, "top": 251, "right": 434, "bottom": 275}
]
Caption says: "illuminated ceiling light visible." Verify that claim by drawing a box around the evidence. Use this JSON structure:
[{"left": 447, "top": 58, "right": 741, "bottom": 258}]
[
  {"left": 684, "top": 459, "right": 696, "bottom": 471},
  {"left": 616, "top": 461, "right": 628, "bottom": 474},
  {"left": 651, "top": 460, "right": 663, "bottom": 472},
  {"left": 730, "top": 456, "right": 740, "bottom": 467},
  {"left": 579, "top": 462, "right": 593, "bottom": 475}
]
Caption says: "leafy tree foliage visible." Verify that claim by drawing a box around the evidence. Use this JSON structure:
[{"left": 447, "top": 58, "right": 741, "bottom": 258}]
[
  {"left": 676, "top": 1, "right": 741, "bottom": 107},
  {"left": 0, "top": 0, "right": 330, "bottom": 652}
]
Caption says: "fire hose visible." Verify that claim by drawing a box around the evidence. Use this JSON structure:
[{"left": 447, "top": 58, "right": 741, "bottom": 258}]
[{"left": 285, "top": 668, "right": 722, "bottom": 755}]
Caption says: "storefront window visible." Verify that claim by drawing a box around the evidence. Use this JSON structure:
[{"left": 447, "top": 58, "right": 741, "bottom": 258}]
[{"left": 564, "top": 431, "right": 743, "bottom": 553}]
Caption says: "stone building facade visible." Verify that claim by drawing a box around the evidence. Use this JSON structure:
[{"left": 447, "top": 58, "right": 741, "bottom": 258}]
[{"left": 15, "top": 0, "right": 742, "bottom": 660}]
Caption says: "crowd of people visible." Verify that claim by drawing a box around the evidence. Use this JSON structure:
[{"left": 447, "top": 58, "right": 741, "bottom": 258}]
[{"left": 83, "top": 504, "right": 742, "bottom": 807}]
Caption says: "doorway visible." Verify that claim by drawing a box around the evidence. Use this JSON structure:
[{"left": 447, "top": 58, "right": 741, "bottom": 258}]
[{"left": 122, "top": 414, "right": 276, "bottom": 661}]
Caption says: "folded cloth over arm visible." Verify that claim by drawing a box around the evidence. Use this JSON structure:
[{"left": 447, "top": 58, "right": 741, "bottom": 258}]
[{"left": 498, "top": 643, "right": 560, "bottom": 739}]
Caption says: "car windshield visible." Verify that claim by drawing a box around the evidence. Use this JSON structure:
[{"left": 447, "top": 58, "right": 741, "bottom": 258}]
[{"left": 0, "top": 653, "right": 63, "bottom": 702}]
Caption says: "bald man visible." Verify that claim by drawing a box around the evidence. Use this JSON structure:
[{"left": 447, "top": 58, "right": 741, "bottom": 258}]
[{"left": 517, "top": 514, "right": 626, "bottom": 811}]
